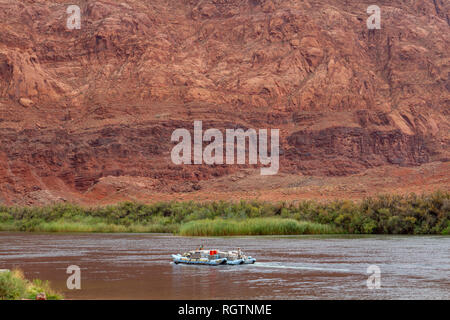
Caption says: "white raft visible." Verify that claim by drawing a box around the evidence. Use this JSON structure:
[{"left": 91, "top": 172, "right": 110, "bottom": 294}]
[{"left": 172, "top": 249, "right": 256, "bottom": 266}]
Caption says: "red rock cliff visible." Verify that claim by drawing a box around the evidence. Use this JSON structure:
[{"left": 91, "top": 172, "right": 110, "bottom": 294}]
[{"left": 0, "top": 0, "right": 448, "bottom": 204}]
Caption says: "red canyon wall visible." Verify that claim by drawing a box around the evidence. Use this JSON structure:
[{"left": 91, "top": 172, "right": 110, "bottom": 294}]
[{"left": 0, "top": 0, "right": 448, "bottom": 204}]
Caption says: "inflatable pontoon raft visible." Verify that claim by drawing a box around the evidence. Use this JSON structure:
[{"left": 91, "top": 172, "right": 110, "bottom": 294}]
[{"left": 172, "top": 248, "right": 256, "bottom": 266}]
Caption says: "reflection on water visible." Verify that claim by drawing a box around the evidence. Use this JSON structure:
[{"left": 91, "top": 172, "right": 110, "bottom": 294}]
[{"left": 0, "top": 233, "right": 448, "bottom": 299}]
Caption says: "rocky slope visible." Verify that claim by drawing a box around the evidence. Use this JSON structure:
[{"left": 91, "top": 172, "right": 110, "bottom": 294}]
[{"left": 0, "top": 0, "right": 448, "bottom": 205}]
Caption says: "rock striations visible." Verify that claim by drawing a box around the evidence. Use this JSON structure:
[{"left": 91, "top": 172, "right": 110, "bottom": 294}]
[{"left": 0, "top": 0, "right": 448, "bottom": 204}]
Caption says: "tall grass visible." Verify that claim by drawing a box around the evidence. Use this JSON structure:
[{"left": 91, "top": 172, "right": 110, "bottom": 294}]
[
  {"left": 0, "top": 191, "right": 448, "bottom": 235},
  {"left": 0, "top": 220, "right": 176, "bottom": 233},
  {"left": 179, "top": 218, "right": 340, "bottom": 236}
]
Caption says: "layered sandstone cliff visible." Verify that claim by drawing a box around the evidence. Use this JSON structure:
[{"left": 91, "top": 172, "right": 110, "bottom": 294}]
[{"left": 0, "top": 0, "right": 448, "bottom": 204}]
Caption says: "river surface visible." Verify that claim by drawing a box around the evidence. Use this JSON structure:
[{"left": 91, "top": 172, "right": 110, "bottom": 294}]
[{"left": 0, "top": 232, "right": 448, "bottom": 299}]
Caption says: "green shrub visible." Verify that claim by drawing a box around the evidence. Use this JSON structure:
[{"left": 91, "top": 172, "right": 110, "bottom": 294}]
[
  {"left": 25, "top": 279, "right": 63, "bottom": 300},
  {"left": 0, "top": 270, "right": 26, "bottom": 300},
  {"left": 0, "top": 212, "right": 11, "bottom": 223},
  {"left": 0, "top": 269, "right": 63, "bottom": 300}
]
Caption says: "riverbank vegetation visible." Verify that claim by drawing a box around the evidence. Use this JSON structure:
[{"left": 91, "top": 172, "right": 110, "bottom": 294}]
[
  {"left": 0, "top": 269, "right": 63, "bottom": 300},
  {"left": 0, "top": 191, "right": 448, "bottom": 235},
  {"left": 179, "top": 218, "right": 340, "bottom": 236}
]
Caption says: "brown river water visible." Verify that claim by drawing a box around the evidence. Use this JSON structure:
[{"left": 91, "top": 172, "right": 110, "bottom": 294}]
[{"left": 0, "top": 232, "right": 448, "bottom": 299}]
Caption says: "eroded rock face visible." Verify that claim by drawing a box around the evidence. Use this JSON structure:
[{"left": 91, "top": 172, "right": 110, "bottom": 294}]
[
  {"left": 286, "top": 127, "right": 431, "bottom": 176},
  {"left": 0, "top": 0, "right": 448, "bottom": 204}
]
